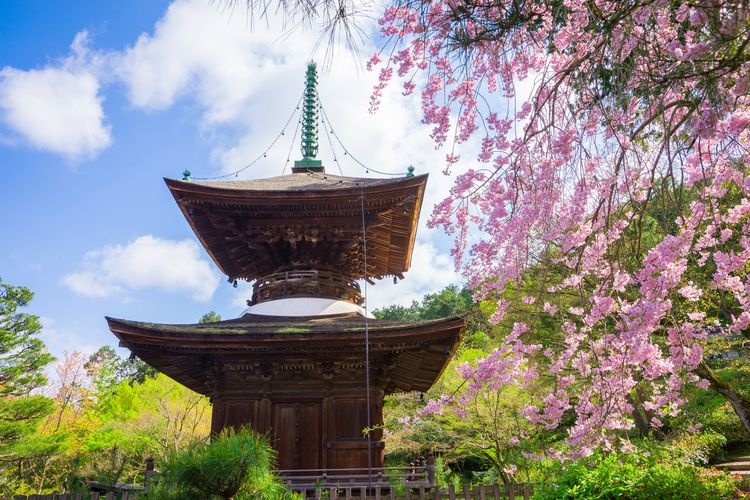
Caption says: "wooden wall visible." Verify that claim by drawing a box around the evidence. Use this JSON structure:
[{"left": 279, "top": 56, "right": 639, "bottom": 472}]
[{"left": 211, "top": 394, "right": 384, "bottom": 470}]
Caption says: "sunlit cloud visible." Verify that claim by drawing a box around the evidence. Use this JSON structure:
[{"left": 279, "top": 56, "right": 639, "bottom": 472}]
[
  {"left": 62, "top": 235, "right": 220, "bottom": 302},
  {"left": 0, "top": 32, "right": 111, "bottom": 161}
]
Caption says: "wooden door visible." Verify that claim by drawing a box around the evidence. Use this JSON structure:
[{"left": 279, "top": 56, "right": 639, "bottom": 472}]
[
  {"left": 272, "top": 402, "right": 321, "bottom": 470},
  {"left": 211, "top": 399, "right": 272, "bottom": 435},
  {"left": 325, "top": 398, "right": 384, "bottom": 469}
]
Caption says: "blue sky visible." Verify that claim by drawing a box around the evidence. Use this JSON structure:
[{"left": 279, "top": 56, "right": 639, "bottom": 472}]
[{"left": 0, "top": 0, "right": 461, "bottom": 361}]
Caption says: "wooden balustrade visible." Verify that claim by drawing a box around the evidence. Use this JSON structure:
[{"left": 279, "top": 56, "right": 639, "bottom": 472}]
[
  {"left": 6, "top": 484, "right": 533, "bottom": 500},
  {"left": 251, "top": 269, "right": 363, "bottom": 305}
]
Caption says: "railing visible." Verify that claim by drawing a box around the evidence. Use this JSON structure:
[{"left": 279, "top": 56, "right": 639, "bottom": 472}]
[
  {"left": 278, "top": 457, "right": 533, "bottom": 499},
  {"left": 6, "top": 483, "right": 534, "bottom": 500},
  {"left": 281, "top": 483, "right": 533, "bottom": 499},
  {"left": 250, "top": 269, "right": 363, "bottom": 305},
  {"left": 4, "top": 456, "right": 533, "bottom": 500},
  {"left": 5, "top": 484, "right": 533, "bottom": 500},
  {"left": 8, "top": 494, "right": 138, "bottom": 500},
  {"left": 278, "top": 465, "right": 431, "bottom": 491}
]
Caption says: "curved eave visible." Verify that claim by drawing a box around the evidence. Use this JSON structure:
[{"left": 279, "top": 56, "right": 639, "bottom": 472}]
[
  {"left": 164, "top": 174, "right": 428, "bottom": 199},
  {"left": 164, "top": 174, "right": 426, "bottom": 280},
  {"left": 106, "top": 314, "right": 464, "bottom": 395},
  {"left": 106, "top": 314, "right": 463, "bottom": 350}
]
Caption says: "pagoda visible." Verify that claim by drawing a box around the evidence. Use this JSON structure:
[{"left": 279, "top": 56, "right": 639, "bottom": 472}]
[{"left": 106, "top": 63, "right": 465, "bottom": 472}]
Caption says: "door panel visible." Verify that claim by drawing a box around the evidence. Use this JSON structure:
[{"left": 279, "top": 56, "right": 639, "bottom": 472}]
[
  {"left": 272, "top": 402, "right": 321, "bottom": 470},
  {"left": 326, "top": 398, "right": 384, "bottom": 469}
]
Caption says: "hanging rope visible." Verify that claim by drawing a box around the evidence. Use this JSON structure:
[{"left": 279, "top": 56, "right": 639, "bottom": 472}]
[
  {"left": 360, "top": 185, "right": 373, "bottom": 489},
  {"left": 319, "top": 100, "right": 410, "bottom": 177},
  {"left": 281, "top": 113, "right": 303, "bottom": 175},
  {"left": 321, "top": 103, "right": 345, "bottom": 175},
  {"left": 185, "top": 91, "right": 413, "bottom": 180},
  {"left": 189, "top": 94, "right": 303, "bottom": 180}
]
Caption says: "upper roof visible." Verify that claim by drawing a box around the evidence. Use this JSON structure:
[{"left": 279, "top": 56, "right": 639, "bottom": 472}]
[
  {"left": 182, "top": 173, "right": 410, "bottom": 192},
  {"left": 165, "top": 172, "right": 428, "bottom": 282}
]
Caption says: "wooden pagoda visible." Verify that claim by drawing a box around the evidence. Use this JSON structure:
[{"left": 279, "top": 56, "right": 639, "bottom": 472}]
[{"left": 106, "top": 62, "right": 465, "bottom": 472}]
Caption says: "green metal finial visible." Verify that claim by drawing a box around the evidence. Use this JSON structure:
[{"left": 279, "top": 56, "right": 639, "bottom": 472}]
[
  {"left": 301, "top": 62, "right": 319, "bottom": 160},
  {"left": 293, "top": 62, "right": 324, "bottom": 173},
  {"left": 182, "top": 169, "right": 191, "bottom": 181},
  {"left": 406, "top": 165, "right": 415, "bottom": 177}
]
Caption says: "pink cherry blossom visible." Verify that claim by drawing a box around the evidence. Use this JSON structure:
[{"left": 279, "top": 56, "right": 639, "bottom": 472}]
[{"left": 373, "top": 0, "right": 750, "bottom": 456}]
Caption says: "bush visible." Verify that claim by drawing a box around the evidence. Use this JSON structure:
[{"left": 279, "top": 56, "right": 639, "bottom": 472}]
[
  {"left": 533, "top": 449, "right": 738, "bottom": 499},
  {"left": 668, "top": 430, "right": 727, "bottom": 466},
  {"left": 143, "top": 427, "right": 293, "bottom": 499},
  {"left": 678, "top": 371, "right": 750, "bottom": 447}
]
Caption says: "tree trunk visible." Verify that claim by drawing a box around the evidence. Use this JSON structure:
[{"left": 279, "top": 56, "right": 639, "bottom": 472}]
[
  {"left": 626, "top": 392, "right": 651, "bottom": 436},
  {"left": 697, "top": 360, "right": 750, "bottom": 433}
]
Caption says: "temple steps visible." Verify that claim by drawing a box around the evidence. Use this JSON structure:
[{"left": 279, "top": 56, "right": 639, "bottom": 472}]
[{"left": 714, "top": 455, "right": 750, "bottom": 480}]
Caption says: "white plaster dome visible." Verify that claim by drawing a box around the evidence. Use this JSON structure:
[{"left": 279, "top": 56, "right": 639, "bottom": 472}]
[{"left": 242, "top": 297, "right": 374, "bottom": 318}]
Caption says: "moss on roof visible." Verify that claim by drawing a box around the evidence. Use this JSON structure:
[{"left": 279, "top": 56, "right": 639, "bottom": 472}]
[
  {"left": 107, "top": 313, "right": 461, "bottom": 336},
  {"left": 174, "top": 172, "right": 425, "bottom": 192}
]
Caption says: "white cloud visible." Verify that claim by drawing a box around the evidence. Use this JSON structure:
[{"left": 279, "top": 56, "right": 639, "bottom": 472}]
[
  {"left": 115, "top": 0, "right": 461, "bottom": 201},
  {"left": 115, "top": 0, "right": 307, "bottom": 124},
  {"left": 62, "top": 235, "right": 220, "bottom": 302},
  {"left": 63, "top": 271, "right": 122, "bottom": 299},
  {"left": 364, "top": 236, "right": 462, "bottom": 310},
  {"left": 231, "top": 280, "right": 254, "bottom": 309},
  {"left": 0, "top": 32, "right": 111, "bottom": 161},
  {"left": 38, "top": 316, "right": 100, "bottom": 361}
]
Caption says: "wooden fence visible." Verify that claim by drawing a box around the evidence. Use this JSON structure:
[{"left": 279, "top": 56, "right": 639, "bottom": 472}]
[
  {"left": 297, "top": 484, "right": 533, "bottom": 499},
  {"left": 9, "top": 494, "right": 138, "bottom": 500},
  {"left": 4, "top": 455, "right": 532, "bottom": 500},
  {"left": 278, "top": 464, "right": 432, "bottom": 491},
  {"left": 7, "top": 484, "right": 533, "bottom": 500}
]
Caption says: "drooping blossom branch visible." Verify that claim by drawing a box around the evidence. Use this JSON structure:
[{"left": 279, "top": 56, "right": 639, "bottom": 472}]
[{"left": 370, "top": 0, "right": 750, "bottom": 455}]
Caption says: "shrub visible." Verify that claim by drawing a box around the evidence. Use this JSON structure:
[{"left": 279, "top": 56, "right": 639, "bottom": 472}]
[
  {"left": 143, "top": 426, "right": 293, "bottom": 499},
  {"left": 533, "top": 449, "right": 738, "bottom": 499},
  {"left": 668, "top": 430, "right": 728, "bottom": 466}
]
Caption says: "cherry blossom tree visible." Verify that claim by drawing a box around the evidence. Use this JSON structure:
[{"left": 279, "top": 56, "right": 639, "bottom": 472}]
[
  {"left": 365, "top": 0, "right": 750, "bottom": 456},
  {"left": 228, "top": 0, "right": 750, "bottom": 455}
]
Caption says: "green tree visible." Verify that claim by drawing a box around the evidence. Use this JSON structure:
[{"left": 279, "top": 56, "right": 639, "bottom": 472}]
[
  {"left": 375, "top": 285, "right": 490, "bottom": 336},
  {"left": 199, "top": 311, "right": 222, "bottom": 324},
  {"left": 0, "top": 278, "right": 63, "bottom": 495},
  {"left": 85, "top": 346, "right": 156, "bottom": 389},
  {"left": 145, "top": 427, "right": 286, "bottom": 500},
  {"left": 0, "top": 279, "right": 54, "bottom": 397}
]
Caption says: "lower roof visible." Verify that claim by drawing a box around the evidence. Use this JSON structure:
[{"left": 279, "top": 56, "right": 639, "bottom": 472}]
[{"left": 106, "top": 313, "right": 465, "bottom": 395}]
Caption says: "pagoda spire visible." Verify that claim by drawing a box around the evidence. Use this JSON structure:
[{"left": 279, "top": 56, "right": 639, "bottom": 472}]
[{"left": 293, "top": 62, "right": 324, "bottom": 173}]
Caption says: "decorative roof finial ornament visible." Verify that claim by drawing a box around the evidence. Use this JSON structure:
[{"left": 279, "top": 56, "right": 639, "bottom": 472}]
[{"left": 293, "top": 62, "right": 324, "bottom": 173}]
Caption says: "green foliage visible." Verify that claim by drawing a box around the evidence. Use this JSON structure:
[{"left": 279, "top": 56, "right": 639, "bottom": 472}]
[
  {"left": 0, "top": 396, "right": 54, "bottom": 446},
  {"left": 374, "top": 285, "right": 491, "bottom": 334},
  {"left": 144, "top": 427, "right": 288, "bottom": 499},
  {"left": 667, "top": 431, "right": 728, "bottom": 466},
  {"left": 199, "top": 311, "right": 222, "bottom": 324},
  {"left": 384, "top": 342, "right": 542, "bottom": 485},
  {"left": 677, "top": 369, "right": 750, "bottom": 447},
  {"left": 0, "top": 278, "right": 64, "bottom": 495},
  {"left": 0, "top": 278, "right": 54, "bottom": 397},
  {"left": 533, "top": 447, "right": 738, "bottom": 499},
  {"left": 83, "top": 373, "right": 211, "bottom": 473},
  {"left": 67, "top": 446, "right": 128, "bottom": 492},
  {"left": 85, "top": 346, "right": 156, "bottom": 389},
  {"left": 381, "top": 285, "right": 543, "bottom": 483}
]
